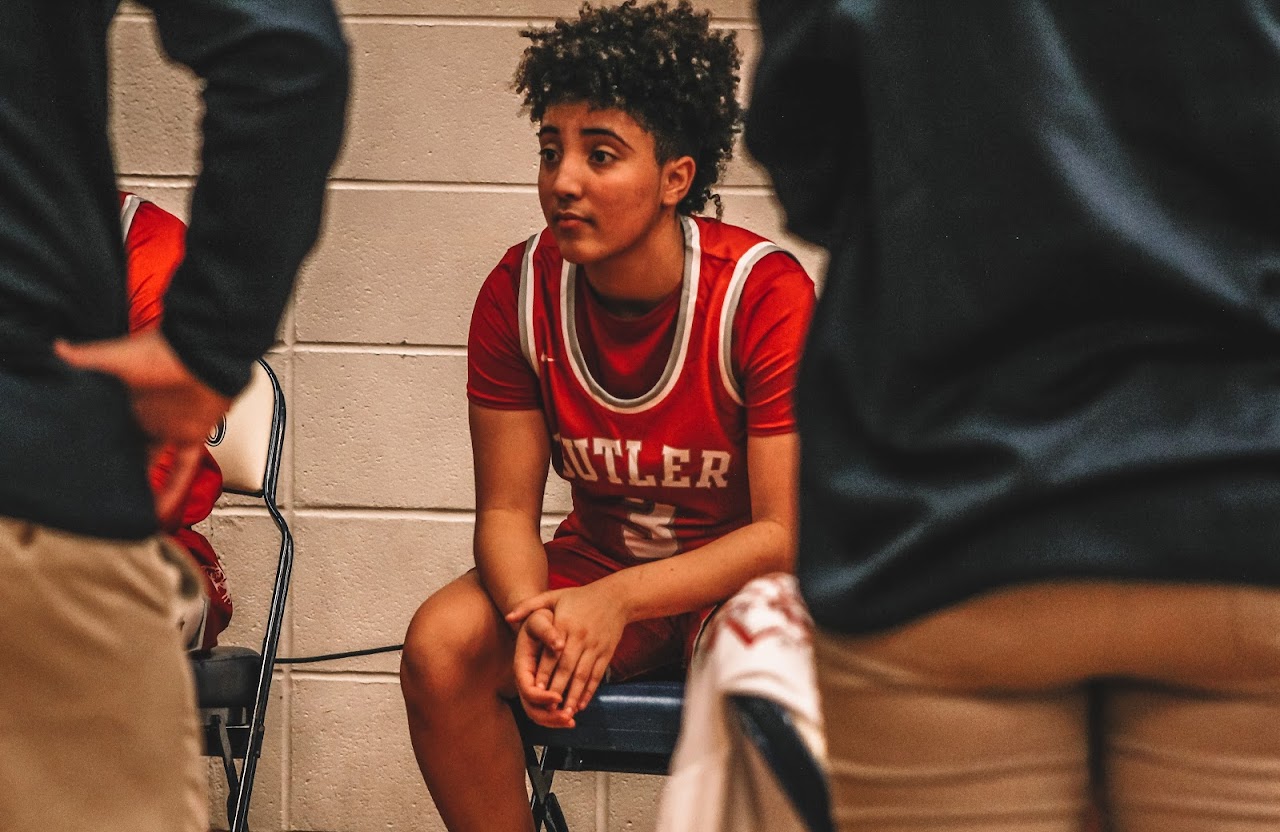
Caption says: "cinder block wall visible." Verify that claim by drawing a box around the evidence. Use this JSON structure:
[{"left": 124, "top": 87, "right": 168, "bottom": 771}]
[{"left": 110, "top": 3, "right": 826, "bottom": 830}]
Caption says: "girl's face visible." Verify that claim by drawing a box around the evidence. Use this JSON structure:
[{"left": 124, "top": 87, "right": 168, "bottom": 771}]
[{"left": 536, "top": 101, "right": 691, "bottom": 268}]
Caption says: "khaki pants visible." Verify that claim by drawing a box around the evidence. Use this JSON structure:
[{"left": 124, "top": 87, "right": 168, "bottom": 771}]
[
  {"left": 0, "top": 517, "right": 207, "bottom": 832},
  {"left": 816, "top": 581, "right": 1280, "bottom": 832}
]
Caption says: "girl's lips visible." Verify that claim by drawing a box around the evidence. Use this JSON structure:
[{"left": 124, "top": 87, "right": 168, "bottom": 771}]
[{"left": 555, "top": 216, "right": 589, "bottom": 232}]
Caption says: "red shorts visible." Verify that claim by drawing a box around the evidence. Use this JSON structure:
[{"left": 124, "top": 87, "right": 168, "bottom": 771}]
[{"left": 546, "top": 535, "right": 713, "bottom": 682}]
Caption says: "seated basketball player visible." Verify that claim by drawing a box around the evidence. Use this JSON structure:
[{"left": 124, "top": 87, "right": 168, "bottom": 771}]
[
  {"left": 398, "top": 2, "right": 815, "bottom": 829},
  {"left": 120, "top": 190, "right": 233, "bottom": 651}
]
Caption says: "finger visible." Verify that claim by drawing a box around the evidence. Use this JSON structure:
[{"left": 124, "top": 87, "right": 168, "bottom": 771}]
[
  {"left": 560, "top": 652, "right": 595, "bottom": 715},
  {"left": 58, "top": 331, "right": 232, "bottom": 445},
  {"left": 505, "top": 590, "right": 559, "bottom": 625},
  {"left": 527, "top": 697, "right": 575, "bottom": 728},
  {"left": 55, "top": 336, "right": 130, "bottom": 372},
  {"left": 523, "top": 700, "right": 574, "bottom": 729},
  {"left": 514, "top": 632, "right": 561, "bottom": 705},
  {"left": 571, "top": 656, "right": 611, "bottom": 714},
  {"left": 55, "top": 333, "right": 175, "bottom": 386},
  {"left": 513, "top": 629, "right": 539, "bottom": 687},
  {"left": 152, "top": 443, "right": 202, "bottom": 526},
  {"left": 535, "top": 637, "right": 564, "bottom": 691},
  {"left": 524, "top": 609, "right": 566, "bottom": 652},
  {"left": 564, "top": 652, "right": 609, "bottom": 714},
  {"left": 518, "top": 678, "right": 562, "bottom": 707},
  {"left": 545, "top": 639, "right": 583, "bottom": 700}
]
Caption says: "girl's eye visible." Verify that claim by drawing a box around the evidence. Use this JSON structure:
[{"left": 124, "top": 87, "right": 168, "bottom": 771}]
[
  {"left": 539, "top": 147, "right": 560, "bottom": 163},
  {"left": 590, "top": 149, "right": 615, "bottom": 164}
]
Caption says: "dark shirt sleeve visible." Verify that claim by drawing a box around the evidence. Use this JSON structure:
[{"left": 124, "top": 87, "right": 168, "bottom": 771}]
[
  {"left": 138, "top": 0, "right": 350, "bottom": 397},
  {"left": 744, "top": 0, "right": 863, "bottom": 249}
]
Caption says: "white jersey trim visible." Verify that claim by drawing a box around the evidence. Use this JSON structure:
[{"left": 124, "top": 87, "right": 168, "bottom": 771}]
[
  {"left": 119, "top": 193, "right": 144, "bottom": 243},
  {"left": 518, "top": 230, "right": 543, "bottom": 379},
  {"left": 716, "top": 242, "right": 785, "bottom": 405},
  {"left": 560, "top": 215, "right": 702, "bottom": 414}
]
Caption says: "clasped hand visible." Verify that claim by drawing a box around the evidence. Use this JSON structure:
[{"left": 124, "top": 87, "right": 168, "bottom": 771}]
[
  {"left": 506, "top": 582, "right": 627, "bottom": 729},
  {"left": 56, "top": 329, "right": 230, "bottom": 527}
]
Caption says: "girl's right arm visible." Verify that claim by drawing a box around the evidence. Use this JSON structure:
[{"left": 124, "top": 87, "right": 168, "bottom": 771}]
[
  {"left": 471, "top": 402, "right": 570, "bottom": 721},
  {"left": 470, "top": 402, "right": 552, "bottom": 624}
]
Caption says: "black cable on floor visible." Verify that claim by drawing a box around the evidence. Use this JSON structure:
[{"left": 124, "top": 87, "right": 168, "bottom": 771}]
[{"left": 275, "top": 643, "right": 404, "bottom": 664}]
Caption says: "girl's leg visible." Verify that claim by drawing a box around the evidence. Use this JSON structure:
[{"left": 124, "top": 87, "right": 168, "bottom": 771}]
[
  {"left": 814, "top": 630, "right": 1092, "bottom": 832},
  {"left": 400, "top": 571, "right": 533, "bottom": 832}
]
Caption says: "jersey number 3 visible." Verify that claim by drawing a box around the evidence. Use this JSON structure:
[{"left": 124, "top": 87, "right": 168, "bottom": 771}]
[{"left": 622, "top": 498, "right": 679, "bottom": 560}]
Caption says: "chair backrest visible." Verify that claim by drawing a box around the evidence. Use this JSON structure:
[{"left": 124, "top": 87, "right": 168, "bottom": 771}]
[
  {"left": 206, "top": 359, "right": 284, "bottom": 498},
  {"left": 195, "top": 355, "right": 291, "bottom": 832}
]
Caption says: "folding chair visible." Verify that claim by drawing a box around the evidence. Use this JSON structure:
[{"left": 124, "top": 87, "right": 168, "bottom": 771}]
[
  {"left": 511, "top": 676, "right": 686, "bottom": 832},
  {"left": 730, "top": 694, "right": 835, "bottom": 832},
  {"left": 511, "top": 680, "right": 835, "bottom": 832},
  {"left": 191, "top": 357, "right": 292, "bottom": 832}
]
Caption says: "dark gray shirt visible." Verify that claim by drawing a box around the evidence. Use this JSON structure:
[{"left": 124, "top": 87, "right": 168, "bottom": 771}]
[
  {"left": 746, "top": 1, "right": 1280, "bottom": 633},
  {"left": 0, "top": 0, "right": 348, "bottom": 538}
]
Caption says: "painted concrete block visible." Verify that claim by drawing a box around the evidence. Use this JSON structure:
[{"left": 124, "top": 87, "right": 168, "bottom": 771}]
[
  {"left": 290, "top": 676, "right": 444, "bottom": 831},
  {"left": 607, "top": 772, "right": 667, "bottom": 831},
  {"left": 293, "top": 351, "right": 473, "bottom": 509},
  {"left": 290, "top": 514, "right": 475, "bottom": 673},
  {"left": 294, "top": 187, "right": 543, "bottom": 346},
  {"left": 110, "top": 15, "right": 199, "bottom": 175}
]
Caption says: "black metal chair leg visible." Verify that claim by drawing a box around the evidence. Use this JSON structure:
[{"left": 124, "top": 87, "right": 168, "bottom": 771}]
[
  {"left": 527, "top": 745, "right": 559, "bottom": 832},
  {"left": 210, "top": 714, "right": 248, "bottom": 831},
  {"left": 544, "top": 792, "right": 569, "bottom": 832},
  {"left": 730, "top": 694, "right": 834, "bottom": 832},
  {"left": 213, "top": 715, "right": 239, "bottom": 800}
]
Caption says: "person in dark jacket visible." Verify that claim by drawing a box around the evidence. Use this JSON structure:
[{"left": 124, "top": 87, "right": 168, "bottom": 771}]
[
  {"left": 744, "top": 2, "right": 1280, "bottom": 830},
  {"left": 0, "top": 2, "right": 348, "bottom": 830}
]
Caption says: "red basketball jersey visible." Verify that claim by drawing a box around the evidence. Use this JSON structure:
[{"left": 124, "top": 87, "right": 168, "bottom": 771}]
[
  {"left": 510, "top": 216, "right": 808, "bottom": 565},
  {"left": 119, "top": 191, "right": 232, "bottom": 649}
]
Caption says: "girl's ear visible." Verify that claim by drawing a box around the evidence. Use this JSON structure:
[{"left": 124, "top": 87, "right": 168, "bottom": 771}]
[{"left": 660, "top": 155, "right": 696, "bottom": 209}]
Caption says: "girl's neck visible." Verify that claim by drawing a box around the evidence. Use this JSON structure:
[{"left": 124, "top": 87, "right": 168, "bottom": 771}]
[{"left": 582, "top": 214, "right": 686, "bottom": 318}]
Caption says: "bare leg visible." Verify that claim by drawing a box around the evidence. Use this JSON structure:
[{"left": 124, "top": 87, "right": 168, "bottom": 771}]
[{"left": 400, "top": 571, "right": 534, "bottom": 832}]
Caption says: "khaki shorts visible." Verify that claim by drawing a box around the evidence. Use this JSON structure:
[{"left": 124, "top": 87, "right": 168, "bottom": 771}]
[
  {"left": 0, "top": 516, "right": 207, "bottom": 832},
  {"left": 815, "top": 580, "right": 1280, "bottom": 832}
]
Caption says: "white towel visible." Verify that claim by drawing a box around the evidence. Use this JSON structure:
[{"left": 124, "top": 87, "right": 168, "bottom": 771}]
[{"left": 656, "top": 573, "right": 826, "bottom": 832}]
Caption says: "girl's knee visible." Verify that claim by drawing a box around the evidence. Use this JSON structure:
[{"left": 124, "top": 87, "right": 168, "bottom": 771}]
[{"left": 401, "top": 584, "right": 508, "bottom": 704}]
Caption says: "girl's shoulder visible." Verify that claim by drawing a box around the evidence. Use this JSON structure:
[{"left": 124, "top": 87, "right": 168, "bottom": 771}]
[{"left": 691, "top": 216, "right": 811, "bottom": 287}]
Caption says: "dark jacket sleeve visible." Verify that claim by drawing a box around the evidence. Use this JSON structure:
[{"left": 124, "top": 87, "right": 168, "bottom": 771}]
[
  {"left": 744, "top": 0, "right": 863, "bottom": 250},
  {"left": 138, "top": 0, "right": 350, "bottom": 397}
]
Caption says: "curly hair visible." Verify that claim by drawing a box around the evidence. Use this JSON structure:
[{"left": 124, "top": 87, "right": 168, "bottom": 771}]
[{"left": 514, "top": 0, "right": 742, "bottom": 216}]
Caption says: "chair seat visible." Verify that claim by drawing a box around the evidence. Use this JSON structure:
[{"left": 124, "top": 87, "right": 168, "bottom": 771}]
[
  {"left": 512, "top": 680, "right": 685, "bottom": 756},
  {"left": 191, "top": 646, "right": 261, "bottom": 708}
]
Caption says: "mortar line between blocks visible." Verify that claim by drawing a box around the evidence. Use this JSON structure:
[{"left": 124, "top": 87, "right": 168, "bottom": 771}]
[
  {"left": 596, "top": 771, "right": 608, "bottom": 832},
  {"left": 290, "top": 669, "right": 400, "bottom": 684},
  {"left": 291, "top": 343, "right": 467, "bottom": 356},
  {"left": 115, "top": 175, "right": 779, "bottom": 198},
  {"left": 118, "top": 11, "right": 758, "bottom": 28}
]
